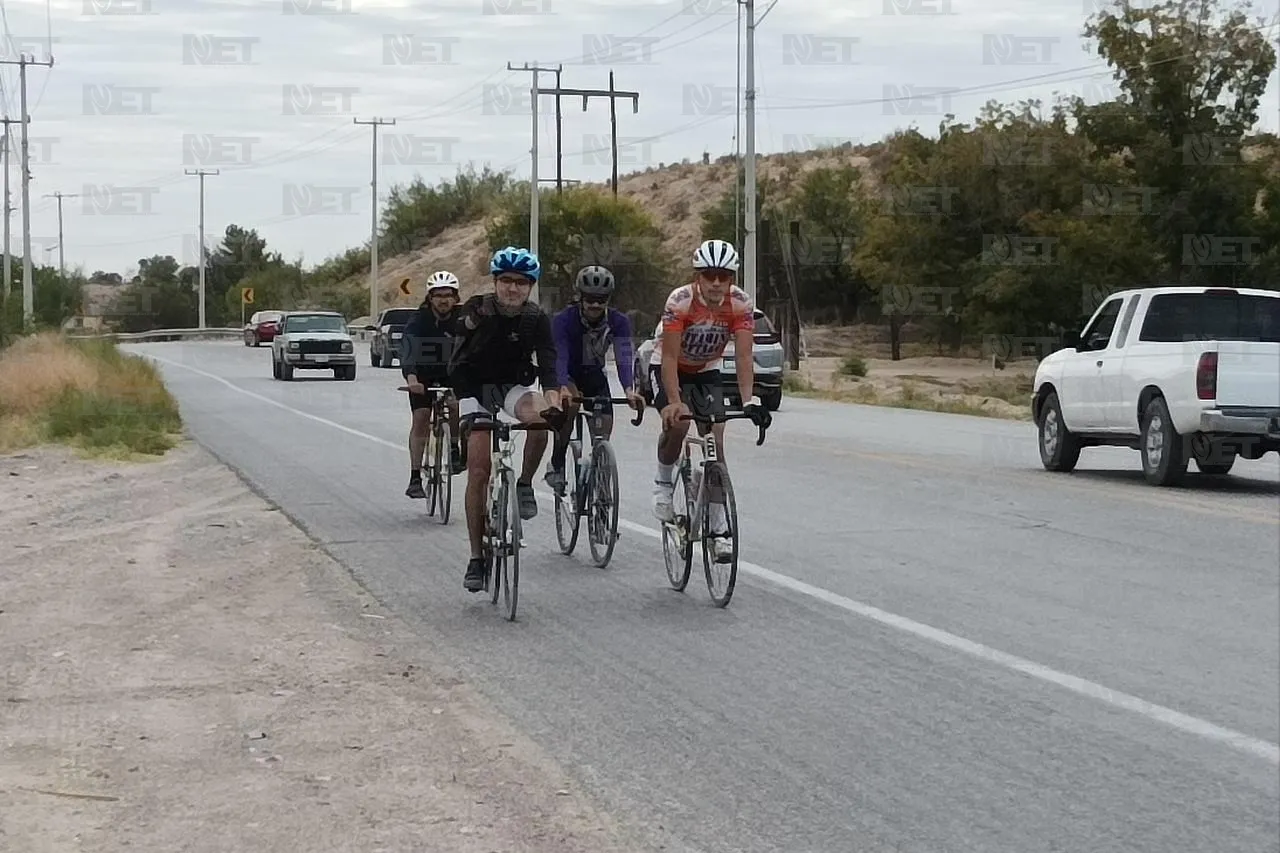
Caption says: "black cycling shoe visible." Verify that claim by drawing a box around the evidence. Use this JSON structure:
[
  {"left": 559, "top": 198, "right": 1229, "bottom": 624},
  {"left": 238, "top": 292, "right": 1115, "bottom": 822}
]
[
  {"left": 463, "top": 557, "right": 487, "bottom": 592},
  {"left": 516, "top": 482, "right": 537, "bottom": 520},
  {"left": 405, "top": 476, "right": 426, "bottom": 499}
]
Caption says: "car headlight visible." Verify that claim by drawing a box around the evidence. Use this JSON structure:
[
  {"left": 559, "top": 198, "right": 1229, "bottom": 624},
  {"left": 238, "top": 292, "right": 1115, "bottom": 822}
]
[
  {"left": 287, "top": 341, "right": 299, "bottom": 350},
  {"left": 342, "top": 341, "right": 353, "bottom": 353}
]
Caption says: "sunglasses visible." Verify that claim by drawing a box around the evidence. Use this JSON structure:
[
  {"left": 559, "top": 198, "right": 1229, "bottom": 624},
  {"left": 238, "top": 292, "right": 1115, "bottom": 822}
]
[
  {"left": 581, "top": 295, "right": 609, "bottom": 305},
  {"left": 495, "top": 274, "right": 534, "bottom": 286},
  {"left": 698, "top": 269, "right": 734, "bottom": 282}
]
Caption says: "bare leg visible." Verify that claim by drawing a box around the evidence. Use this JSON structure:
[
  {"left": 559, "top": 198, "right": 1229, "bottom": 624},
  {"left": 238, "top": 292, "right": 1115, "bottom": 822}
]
[
  {"left": 409, "top": 408, "right": 431, "bottom": 470},
  {"left": 464, "top": 424, "right": 491, "bottom": 558}
]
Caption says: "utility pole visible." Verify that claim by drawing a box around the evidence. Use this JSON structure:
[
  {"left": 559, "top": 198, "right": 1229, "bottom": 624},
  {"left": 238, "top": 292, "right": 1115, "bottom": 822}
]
[
  {"left": 0, "top": 54, "right": 55, "bottom": 329},
  {"left": 553, "top": 68, "right": 563, "bottom": 193},
  {"left": 354, "top": 116, "right": 395, "bottom": 321},
  {"left": 507, "top": 62, "right": 561, "bottom": 307},
  {"left": 1, "top": 120, "right": 17, "bottom": 299},
  {"left": 184, "top": 168, "right": 219, "bottom": 329},
  {"left": 741, "top": 0, "right": 758, "bottom": 302},
  {"left": 534, "top": 76, "right": 639, "bottom": 197},
  {"left": 42, "top": 191, "right": 80, "bottom": 291}
]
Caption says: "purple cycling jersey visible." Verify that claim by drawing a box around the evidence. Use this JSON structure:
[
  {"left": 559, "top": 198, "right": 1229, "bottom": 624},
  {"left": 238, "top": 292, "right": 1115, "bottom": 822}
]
[{"left": 551, "top": 304, "right": 635, "bottom": 390}]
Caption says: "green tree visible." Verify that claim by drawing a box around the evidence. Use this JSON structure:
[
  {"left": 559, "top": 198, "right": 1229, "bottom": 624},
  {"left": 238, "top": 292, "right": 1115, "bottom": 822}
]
[
  {"left": 1076, "top": 0, "right": 1277, "bottom": 284},
  {"left": 485, "top": 186, "right": 674, "bottom": 314}
]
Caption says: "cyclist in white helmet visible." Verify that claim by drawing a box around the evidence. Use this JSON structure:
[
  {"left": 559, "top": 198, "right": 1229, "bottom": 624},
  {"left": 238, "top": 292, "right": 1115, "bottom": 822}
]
[
  {"left": 401, "top": 270, "right": 464, "bottom": 498},
  {"left": 651, "top": 238, "right": 770, "bottom": 562}
]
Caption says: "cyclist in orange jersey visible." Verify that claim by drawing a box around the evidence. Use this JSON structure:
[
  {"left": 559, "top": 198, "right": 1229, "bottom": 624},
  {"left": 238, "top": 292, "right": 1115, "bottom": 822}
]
[{"left": 650, "top": 238, "right": 771, "bottom": 561}]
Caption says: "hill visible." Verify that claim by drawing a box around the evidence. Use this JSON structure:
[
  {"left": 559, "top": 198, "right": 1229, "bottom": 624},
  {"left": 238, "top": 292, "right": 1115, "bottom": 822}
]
[{"left": 346, "top": 145, "right": 880, "bottom": 310}]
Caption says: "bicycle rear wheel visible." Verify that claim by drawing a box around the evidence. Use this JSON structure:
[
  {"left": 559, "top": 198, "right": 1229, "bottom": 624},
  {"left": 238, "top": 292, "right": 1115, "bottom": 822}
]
[
  {"left": 661, "top": 463, "right": 694, "bottom": 591},
  {"left": 436, "top": 418, "right": 453, "bottom": 525},
  {"left": 554, "top": 439, "right": 582, "bottom": 554},
  {"left": 503, "top": 468, "right": 521, "bottom": 621},
  {"left": 701, "top": 461, "right": 739, "bottom": 607},
  {"left": 587, "top": 440, "right": 620, "bottom": 568}
]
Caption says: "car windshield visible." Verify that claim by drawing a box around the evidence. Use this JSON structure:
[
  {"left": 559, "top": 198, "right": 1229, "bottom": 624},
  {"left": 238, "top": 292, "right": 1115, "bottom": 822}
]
[
  {"left": 1138, "top": 292, "right": 1280, "bottom": 343},
  {"left": 382, "top": 309, "right": 415, "bottom": 326},
  {"left": 753, "top": 312, "right": 777, "bottom": 336},
  {"left": 285, "top": 314, "right": 346, "bottom": 334}
]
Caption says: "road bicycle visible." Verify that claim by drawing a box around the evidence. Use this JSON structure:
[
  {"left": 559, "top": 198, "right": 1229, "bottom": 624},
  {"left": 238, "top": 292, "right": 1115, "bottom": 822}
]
[
  {"left": 465, "top": 410, "right": 564, "bottom": 622},
  {"left": 422, "top": 386, "right": 457, "bottom": 523},
  {"left": 660, "top": 410, "right": 768, "bottom": 608},
  {"left": 553, "top": 394, "right": 645, "bottom": 568},
  {"left": 397, "top": 385, "right": 457, "bottom": 524}
]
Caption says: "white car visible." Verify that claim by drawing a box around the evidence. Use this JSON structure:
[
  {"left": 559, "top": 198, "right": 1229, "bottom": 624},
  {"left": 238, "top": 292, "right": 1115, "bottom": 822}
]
[
  {"left": 271, "top": 310, "right": 358, "bottom": 381},
  {"left": 1032, "top": 286, "right": 1280, "bottom": 485}
]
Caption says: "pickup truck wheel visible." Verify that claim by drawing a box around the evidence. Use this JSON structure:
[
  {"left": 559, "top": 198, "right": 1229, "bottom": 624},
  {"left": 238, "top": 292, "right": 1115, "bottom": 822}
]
[
  {"left": 282, "top": 362, "right": 294, "bottom": 382},
  {"left": 1191, "top": 435, "right": 1235, "bottom": 476},
  {"left": 1140, "top": 396, "right": 1187, "bottom": 486},
  {"left": 1037, "top": 391, "right": 1080, "bottom": 472},
  {"left": 371, "top": 349, "right": 381, "bottom": 367},
  {"left": 271, "top": 357, "right": 281, "bottom": 379}
]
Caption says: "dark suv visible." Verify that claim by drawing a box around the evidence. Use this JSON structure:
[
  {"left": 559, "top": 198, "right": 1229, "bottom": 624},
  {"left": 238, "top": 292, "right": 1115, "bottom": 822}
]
[{"left": 366, "top": 307, "right": 417, "bottom": 368}]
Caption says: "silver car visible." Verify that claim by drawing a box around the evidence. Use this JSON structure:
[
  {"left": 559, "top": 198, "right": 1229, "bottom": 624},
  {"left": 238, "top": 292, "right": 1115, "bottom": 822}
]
[{"left": 634, "top": 308, "right": 785, "bottom": 411}]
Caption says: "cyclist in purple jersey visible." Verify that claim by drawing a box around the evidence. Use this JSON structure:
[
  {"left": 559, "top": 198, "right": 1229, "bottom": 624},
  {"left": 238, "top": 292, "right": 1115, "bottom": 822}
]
[{"left": 544, "top": 265, "right": 644, "bottom": 494}]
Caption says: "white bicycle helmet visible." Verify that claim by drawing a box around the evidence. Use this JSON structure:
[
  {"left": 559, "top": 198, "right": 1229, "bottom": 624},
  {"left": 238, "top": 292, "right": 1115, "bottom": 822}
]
[
  {"left": 692, "top": 238, "right": 739, "bottom": 272},
  {"left": 425, "top": 270, "right": 460, "bottom": 294}
]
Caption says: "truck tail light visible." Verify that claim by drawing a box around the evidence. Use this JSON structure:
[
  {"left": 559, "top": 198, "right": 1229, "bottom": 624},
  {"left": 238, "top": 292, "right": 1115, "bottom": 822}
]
[{"left": 1196, "top": 351, "right": 1218, "bottom": 400}]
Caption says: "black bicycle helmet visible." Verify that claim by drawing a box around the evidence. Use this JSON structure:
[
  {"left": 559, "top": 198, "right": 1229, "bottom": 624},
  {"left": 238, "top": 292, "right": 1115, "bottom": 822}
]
[{"left": 574, "top": 265, "right": 615, "bottom": 298}]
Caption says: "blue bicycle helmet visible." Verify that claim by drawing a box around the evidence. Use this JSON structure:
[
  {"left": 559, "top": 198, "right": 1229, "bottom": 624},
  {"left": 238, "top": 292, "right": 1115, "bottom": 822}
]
[{"left": 489, "top": 246, "right": 541, "bottom": 282}]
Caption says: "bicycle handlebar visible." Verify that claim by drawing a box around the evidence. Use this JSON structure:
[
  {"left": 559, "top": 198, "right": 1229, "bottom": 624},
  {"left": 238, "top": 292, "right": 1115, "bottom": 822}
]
[
  {"left": 568, "top": 394, "right": 645, "bottom": 427},
  {"left": 677, "top": 411, "right": 769, "bottom": 446},
  {"left": 464, "top": 408, "right": 567, "bottom": 432}
]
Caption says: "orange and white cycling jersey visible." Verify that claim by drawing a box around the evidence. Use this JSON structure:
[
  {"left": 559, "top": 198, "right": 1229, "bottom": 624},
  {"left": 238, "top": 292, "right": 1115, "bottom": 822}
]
[{"left": 660, "top": 283, "right": 755, "bottom": 374}]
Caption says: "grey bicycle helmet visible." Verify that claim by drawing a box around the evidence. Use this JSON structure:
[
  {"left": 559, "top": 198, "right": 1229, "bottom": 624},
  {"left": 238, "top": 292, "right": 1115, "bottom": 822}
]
[{"left": 574, "top": 265, "right": 616, "bottom": 298}]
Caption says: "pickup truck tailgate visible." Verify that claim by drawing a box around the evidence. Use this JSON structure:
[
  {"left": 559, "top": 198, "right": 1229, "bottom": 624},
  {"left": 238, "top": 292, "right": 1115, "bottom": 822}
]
[{"left": 1216, "top": 341, "right": 1280, "bottom": 408}]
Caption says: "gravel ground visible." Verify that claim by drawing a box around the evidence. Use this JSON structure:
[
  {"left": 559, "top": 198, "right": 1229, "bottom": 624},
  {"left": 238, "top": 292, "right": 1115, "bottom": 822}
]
[{"left": 0, "top": 441, "right": 652, "bottom": 853}]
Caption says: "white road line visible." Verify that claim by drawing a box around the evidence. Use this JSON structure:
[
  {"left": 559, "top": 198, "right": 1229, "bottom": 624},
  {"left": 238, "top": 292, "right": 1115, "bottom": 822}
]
[{"left": 141, "top": 350, "right": 1280, "bottom": 767}]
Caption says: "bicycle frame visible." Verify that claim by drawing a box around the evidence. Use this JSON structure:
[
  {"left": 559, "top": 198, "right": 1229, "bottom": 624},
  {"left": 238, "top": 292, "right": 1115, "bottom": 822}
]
[
  {"left": 676, "top": 411, "right": 767, "bottom": 530},
  {"left": 566, "top": 395, "right": 644, "bottom": 510},
  {"left": 465, "top": 410, "right": 564, "bottom": 621}
]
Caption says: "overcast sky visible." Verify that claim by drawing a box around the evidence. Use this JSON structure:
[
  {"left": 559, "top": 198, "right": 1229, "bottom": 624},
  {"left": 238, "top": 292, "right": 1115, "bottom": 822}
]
[{"left": 0, "top": 0, "right": 1276, "bottom": 278}]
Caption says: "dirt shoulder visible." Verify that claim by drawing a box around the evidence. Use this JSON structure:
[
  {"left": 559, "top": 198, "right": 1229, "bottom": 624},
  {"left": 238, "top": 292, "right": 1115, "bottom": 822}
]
[{"left": 0, "top": 442, "right": 650, "bottom": 853}]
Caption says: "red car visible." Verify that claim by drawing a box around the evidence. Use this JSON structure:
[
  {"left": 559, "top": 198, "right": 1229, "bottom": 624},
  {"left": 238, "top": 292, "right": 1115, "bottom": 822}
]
[{"left": 244, "top": 310, "right": 283, "bottom": 346}]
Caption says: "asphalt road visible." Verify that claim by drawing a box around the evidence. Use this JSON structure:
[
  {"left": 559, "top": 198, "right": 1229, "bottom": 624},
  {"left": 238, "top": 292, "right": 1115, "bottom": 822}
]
[{"left": 131, "top": 340, "right": 1279, "bottom": 853}]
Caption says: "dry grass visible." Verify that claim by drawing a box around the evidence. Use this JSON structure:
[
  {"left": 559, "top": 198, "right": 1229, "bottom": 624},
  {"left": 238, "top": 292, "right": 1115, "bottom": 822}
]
[
  {"left": 0, "top": 333, "right": 182, "bottom": 457},
  {"left": 787, "top": 356, "right": 1034, "bottom": 421}
]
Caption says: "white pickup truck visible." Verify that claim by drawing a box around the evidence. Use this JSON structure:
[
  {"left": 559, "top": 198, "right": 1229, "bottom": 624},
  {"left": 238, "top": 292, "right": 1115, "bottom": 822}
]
[{"left": 1031, "top": 286, "right": 1280, "bottom": 486}]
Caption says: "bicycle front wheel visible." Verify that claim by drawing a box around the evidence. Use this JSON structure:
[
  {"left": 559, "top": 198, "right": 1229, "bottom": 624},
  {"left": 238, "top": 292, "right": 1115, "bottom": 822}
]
[
  {"left": 662, "top": 464, "right": 693, "bottom": 591},
  {"left": 587, "top": 440, "right": 620, "bottom": 568},
  {"left": 503, "top": 468, "right": 521, "bottom": 621},
  {"left": 437, "top": 419, "right": 453, "bottom": 525},
  {"left": 489, "top": 473, "right": 507, "bottom": 606},
  {"left": 554, "top": 440, "right": 582, "bottom": 555},
  {"left": 427, "top": 420, "right": 443, "bottom": 518},
  {"left": 701, "top": 461, "right": 739, "bottom": 607}
]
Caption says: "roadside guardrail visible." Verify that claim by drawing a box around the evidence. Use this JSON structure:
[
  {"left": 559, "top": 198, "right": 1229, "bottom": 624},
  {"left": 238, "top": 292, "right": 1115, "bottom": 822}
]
[{"left": 66, "top": 327, "right": 247, "bottom": 342}]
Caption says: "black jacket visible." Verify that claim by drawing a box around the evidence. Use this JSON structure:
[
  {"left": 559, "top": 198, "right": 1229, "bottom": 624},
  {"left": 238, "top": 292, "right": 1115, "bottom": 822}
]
[
  {"left": 399, "top": 303, "right": 460, "bottom": 380},
  {"left": 448, "top": 294, "right": 557, "bottom": 390}
]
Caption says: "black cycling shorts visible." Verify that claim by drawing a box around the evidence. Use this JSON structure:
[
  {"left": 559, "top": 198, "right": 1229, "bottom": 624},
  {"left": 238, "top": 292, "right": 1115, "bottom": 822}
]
[
  {"left": 650, "top": 364, "right": 725, "bottom": 426},
  {"left": 567, "top": 368, "right": 613, "bottom": 415},
  {"left": 407, "top": 375, "right": 451, "bottom": 412}
]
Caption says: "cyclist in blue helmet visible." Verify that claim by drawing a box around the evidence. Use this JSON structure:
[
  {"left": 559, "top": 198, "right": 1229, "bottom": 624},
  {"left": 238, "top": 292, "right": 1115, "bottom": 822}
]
[{"left": 448, "top": 246, "right": 567, "bottom": 592}]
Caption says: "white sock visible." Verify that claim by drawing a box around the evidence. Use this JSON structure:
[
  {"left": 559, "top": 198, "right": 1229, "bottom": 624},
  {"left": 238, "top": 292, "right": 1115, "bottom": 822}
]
[
  {"left": 656, "top": 463, "right": 674, "bottom": 485},
  {"left": 709, "top": 503, "right": 727, "bottom": 533}
]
